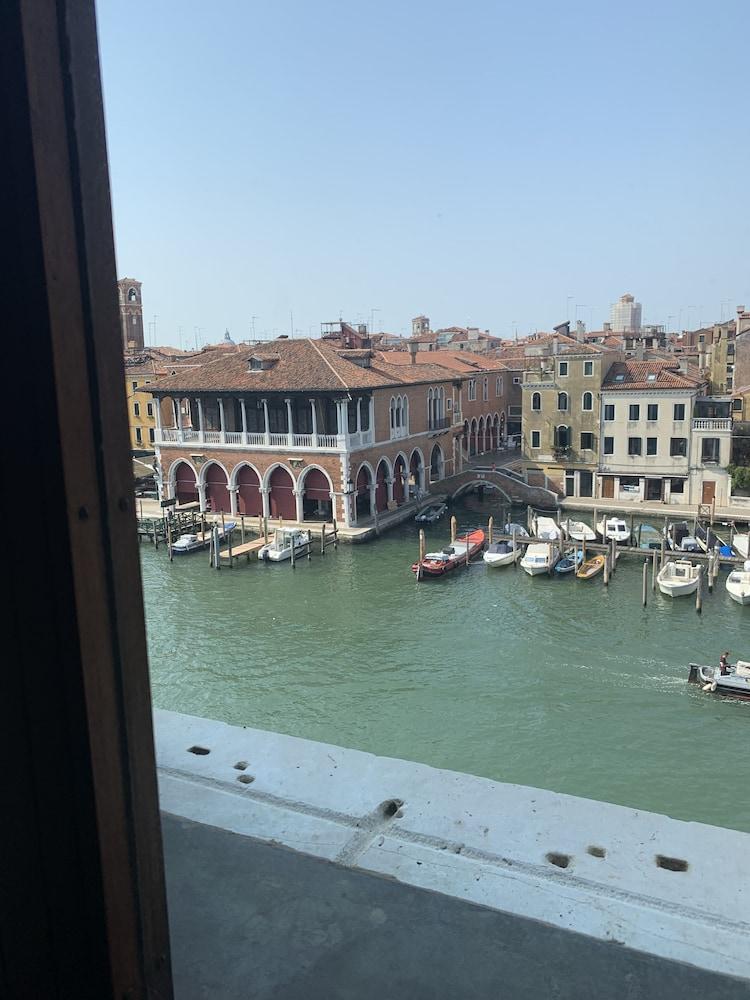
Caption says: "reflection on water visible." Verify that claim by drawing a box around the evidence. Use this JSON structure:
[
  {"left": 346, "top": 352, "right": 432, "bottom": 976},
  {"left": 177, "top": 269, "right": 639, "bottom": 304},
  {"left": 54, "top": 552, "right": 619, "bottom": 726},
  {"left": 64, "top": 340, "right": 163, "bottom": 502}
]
[{"left": 142, "top": 496, "right": 750, "bottom": 832}]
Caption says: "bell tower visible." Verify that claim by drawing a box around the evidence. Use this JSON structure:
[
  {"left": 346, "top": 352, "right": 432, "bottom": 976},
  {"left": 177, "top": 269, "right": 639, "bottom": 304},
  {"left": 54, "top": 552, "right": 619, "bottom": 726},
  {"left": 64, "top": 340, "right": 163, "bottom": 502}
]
[{"left": 118, "top": 277, "right": 145, "bottom": 351}]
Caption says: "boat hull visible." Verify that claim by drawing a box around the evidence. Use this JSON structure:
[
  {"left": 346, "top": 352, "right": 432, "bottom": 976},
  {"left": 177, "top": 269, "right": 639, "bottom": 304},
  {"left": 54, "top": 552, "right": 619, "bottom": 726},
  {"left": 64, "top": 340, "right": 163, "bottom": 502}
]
[
  {"left": 727, "top": 585, "right": 750, "bottom": 605},
  {"left": 413, "top": 530, "right": 485, "bottom": 578},
  {"left": 688, "top": 664, "right": 750, "bottom": 700},
  {"left": 658, "top": 578, "right": 698, "bottom": 597},
  {"left": 483, "top": 550, "right": 519, "bottom": 567}
]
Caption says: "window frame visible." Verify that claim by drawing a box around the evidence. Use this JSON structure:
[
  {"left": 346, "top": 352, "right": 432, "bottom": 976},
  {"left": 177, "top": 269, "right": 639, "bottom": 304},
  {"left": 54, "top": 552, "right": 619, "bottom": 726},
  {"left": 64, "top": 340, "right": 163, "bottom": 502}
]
[
  {"left": 627, "top": 436, "right": 642, "bottom": 456},
  {"left": 558, "top": 360, "right": 569, "bottom": 377},
  {"left": 628, "top": 403, "right": 640, "bottom": 421},
  {"left": 530, "top": 429, "right": 541, "bottom": 449},
  {"left": 603, "top": 435, "right": 614, "bottom": 456},
  {"left": 603, "top": 403, "right": 615, "bottom": 421},
  {"left": 646, "top": 437, "right": 657, "bottom": 456},
  {"left": 673, "top": 403, "right": 685, "bottom": 421},
  {"left": 582, "top": 391, "right": 593, "bottom": 412},
  {"left": 647, "top": 403, "right": 659, "bottom": 421}
]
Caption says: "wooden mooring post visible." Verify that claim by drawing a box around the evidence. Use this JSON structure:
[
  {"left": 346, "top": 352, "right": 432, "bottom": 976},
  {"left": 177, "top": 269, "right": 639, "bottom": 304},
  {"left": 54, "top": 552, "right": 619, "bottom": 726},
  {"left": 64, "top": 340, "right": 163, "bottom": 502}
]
[
  {"left": 320, "top": 524, "right": 326, "bottom": 555},
  {"left": 450, "top": 515, "right": 457, "bottom": 543},
  {"left": 227, "top": 524, "right": 233, "bottom": 567},
  {"left": 332, "top": 517, "right": 339, "bottom": 549},
  {"left": 695, "top": 565, "right": 703, "bottom": 614},
  {"left": 290, "top": 533, "right": 296, "bottom": 569},
  {"left": 603, "top": 551, "right": 610, "bottom": 586},
  {"left": 652, "top": 548, "right": 658, "bottom": 591},
  {"left": 488, "top": 516, "right": 494, "bottom": 545},
  {"left": 167, "top": 520, "right": 173, "bottom": 562},
  {"left": 642, "top": 559, "right": 648, "bottom": 606},
  {"left": 707, "top": 551, "right": 714, "bottom": 592},
  {"left": 240, "top": 515, "right": 246, "bottom": 544},
  {"left": 307, "top": 530, "right": 313, "bottom": 560}
]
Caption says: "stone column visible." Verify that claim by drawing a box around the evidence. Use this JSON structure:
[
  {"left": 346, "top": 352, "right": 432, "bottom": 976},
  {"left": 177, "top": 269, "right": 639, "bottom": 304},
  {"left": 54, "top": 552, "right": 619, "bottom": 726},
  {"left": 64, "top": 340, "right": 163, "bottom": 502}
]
[
  {"left": 228, "top": 485, "right": 239, "bottom": 516},
  {"left": 356, "top": 398, "right": 362, "bottom": 433},
  {"left": 259, "top": 485, "right": 270, "bottom": 519},
  {"left": 262, "top": 398, "right": 271, "bottom": 446},
  {"left": 153, "top": 395, "right": 163, "bottom": 439},
  {"left": 176, "top": 398, "right": 184, "bottom": 443},
  {"left": 336, "top": 399, "right": 346, "bottom": 438},
  {"left": 310, "top": 398, "right": 318, "bottom": 445},
  {"left": 240, "top": 398, "right": 247, "bottom": 443},
  {"left": 293, "top": 488, "right": 304, "bottom": 523},
  {"left": 218, "top": 397, "right": 226, "bottom": 444},
  {"left": 369, "top": 484, "right": 377, "bottom": 518},
  {"left": 369, "top": 396, "right": 375, "bottom": 438},
  {"left": 196, "top": 397, "right": 205, "bottom": 444},
  {"left": 386, "top": 476, "right": 394, "bottom": 504},
  {"left": 285, "top": 398, "right": 294, "bottom": 447},
  {"left": 197, "top": 481, "right": 207, "bottom": 511}
]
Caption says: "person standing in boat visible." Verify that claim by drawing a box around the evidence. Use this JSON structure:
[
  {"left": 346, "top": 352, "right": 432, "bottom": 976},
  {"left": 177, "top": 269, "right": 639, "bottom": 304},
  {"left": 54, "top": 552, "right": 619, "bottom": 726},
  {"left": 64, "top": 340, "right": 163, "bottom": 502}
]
[{"left": 719, "top": 651, "right": 730, "bottom": 676}]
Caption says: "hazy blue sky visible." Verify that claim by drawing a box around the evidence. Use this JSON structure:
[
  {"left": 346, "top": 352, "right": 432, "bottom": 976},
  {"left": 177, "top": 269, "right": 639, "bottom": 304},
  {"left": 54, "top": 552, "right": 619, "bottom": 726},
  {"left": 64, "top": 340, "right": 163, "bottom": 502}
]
[{"left": 98, "top": 0, "right": 750, "bottom": 348}]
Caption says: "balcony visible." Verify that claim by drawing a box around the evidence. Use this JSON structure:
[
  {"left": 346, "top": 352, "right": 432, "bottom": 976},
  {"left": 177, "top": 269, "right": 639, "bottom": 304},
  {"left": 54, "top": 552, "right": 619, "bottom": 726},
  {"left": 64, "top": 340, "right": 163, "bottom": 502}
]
[
  {"left": 428, "top": 416, "right": 452, "bottom": 431},
  {"left": 693, "top": 418, "right": 732, "bottom": 431},
  {"left": 155, "top": 427, "right": 373, "bottom": 452}
]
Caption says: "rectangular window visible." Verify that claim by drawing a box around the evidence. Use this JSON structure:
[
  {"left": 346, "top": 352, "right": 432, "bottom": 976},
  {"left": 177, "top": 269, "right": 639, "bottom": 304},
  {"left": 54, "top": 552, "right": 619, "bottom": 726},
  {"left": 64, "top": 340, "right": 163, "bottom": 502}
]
[
  {"left": 673, "top": 403, "right": 685, "bottom": 420},
  {"left": 604, "top": 403, "right": 615, "bottom": 421},
  {"left": 482, "top": 377, "right": 488, "bottom": 402},
  {"left": 148, "top": 428, "right": 155, "bottom": 443},
  {"left": 135, "top": 427, "right": 142, "bottom": 443},
  {"left": 584, "top": 360, "right": 594, "bottom": 376},
  {"left": 670, "top": 437, "right": 687, "bottom": 457},
  {"left": 603, "top": 436, "right": 614, "bottom": 455},
  {"left": 146, "top": 402, "right": 154, "bottom": 417},
  {"left": 701, "top": 438, "right": 720, "bottom": 464},
  {"left": 647, "top": 404, "right": 658, "bottom": 421},
  {"left": 580, "top": 432, "right": 594, "bottom": 450},
  {"left": 133, "top": 402, "right": 140, "bottom": 417},
  {"left": 513, "top": 376, "right": 521, "bottom": 385},
  {"left": 628, "top": 437, "right": 642, "bottom": 456},
  {"left": 558, "top": 361, "right": 568, "bottom": 376},
  {"left": 629, "top": 404, "right": 640, "bottom": 421},
  {"left": 530, "top": 430, "right": 540, "bottom": 449},
  {"left": 670, "top": 477, "right": 685, "bottom": 494},
  {"left": 733, "top": 398, "right": 742, "bottom": 411},
  {"left": 646, "top": 437, "right": 657, "bottom": 455},
  {"left": 131, "top": 380, "right": 138, "bottom": 391},
  {"left": 468, "top": 380, "right": 476, "bottom": 401}
]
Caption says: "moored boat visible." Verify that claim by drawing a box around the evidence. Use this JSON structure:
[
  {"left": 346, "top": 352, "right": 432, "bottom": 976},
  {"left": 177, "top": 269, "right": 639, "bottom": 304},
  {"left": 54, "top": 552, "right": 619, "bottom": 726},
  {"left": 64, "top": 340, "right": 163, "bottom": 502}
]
[
  {"left": 688, "top": 659, "right": 750, "bottom": 699},
  {"left": 596, "top": 517, "right": 630, "bottom": 544},
  {"left": 258, "top": 528, "right": 311, "bottom": 562},
  {"left": 726, "top": 561, "right": 750, "bottom": 605},
  {"left": 732, "top": 533, "right": 749, "bottom": 560},
  {"left": 483, "top": 540, "right": 521, "bottom": 567},
  {"left": 415, "top": 503, "right": 447, "bottom": 524},
  {"left": 576, "top": 554, "right": 605, "bottom": 580},
  {"left": 412, "top": 529, "right": 485, "bottom": 577},
  {"left": 531, "top": 514, "right": 561, "bottom": 540},
  {"left": 637, "top": 523, "right": 662, "bottom": 550},
  {"left": 657, "top": 559, "right": 700, "bottom": 597},
  {"left": 520, "top": 541, "right": 559, "bottom": 576},
  {"left": 172, "top": 520, "right": 236, "bottom": 554},
  {"left": 563, "top": 519, "right": 596, "bottom": 542},
  {"left": 503, "top": 522, "right": 529, "bottom": 539},
  {"left": 555, "top": 548, "right": 583, "bottom": 575}
]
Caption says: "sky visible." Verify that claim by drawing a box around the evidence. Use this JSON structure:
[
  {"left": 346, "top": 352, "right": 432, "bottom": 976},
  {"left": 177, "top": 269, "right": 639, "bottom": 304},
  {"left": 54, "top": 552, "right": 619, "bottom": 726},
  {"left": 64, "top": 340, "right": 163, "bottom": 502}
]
[{"left": 97, "top": 0, "right": 750, "bottom": 349}]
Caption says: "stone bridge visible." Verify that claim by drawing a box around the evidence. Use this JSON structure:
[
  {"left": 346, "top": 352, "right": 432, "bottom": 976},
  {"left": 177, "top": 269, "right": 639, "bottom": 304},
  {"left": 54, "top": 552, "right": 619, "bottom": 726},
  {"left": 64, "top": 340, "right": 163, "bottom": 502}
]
[{"left": 430, "top": 467, "right": 560, "bottom": 508}]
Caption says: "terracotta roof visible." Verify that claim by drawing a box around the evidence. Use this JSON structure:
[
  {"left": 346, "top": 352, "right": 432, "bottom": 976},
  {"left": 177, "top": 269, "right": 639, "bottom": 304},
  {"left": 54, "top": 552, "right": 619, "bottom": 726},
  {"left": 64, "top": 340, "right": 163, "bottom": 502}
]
[
  {"left": 602, "top": 360, "right": 704, "bottom": 391},
  {"left": 146, "top": 338, "right": 462, "bottom": 395},
  {"left": 376, "top": 350, "right": 508, "bottom": 374}
]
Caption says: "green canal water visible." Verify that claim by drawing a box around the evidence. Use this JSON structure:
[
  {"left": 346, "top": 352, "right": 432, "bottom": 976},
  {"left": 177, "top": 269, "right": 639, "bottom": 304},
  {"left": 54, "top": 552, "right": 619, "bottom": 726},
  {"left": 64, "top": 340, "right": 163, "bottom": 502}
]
[{"left": 141, "top": 497, "right": 749, "bottom": 833}]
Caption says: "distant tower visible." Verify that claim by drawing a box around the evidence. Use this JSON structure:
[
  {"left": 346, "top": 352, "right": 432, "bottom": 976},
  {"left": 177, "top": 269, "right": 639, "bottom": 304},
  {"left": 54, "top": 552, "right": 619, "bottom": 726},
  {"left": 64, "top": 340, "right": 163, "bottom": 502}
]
[
  {"left": 412, "top": 315, "right": 430, "bottom": 337},
  {"left": 224, "top": 328, "right": 235, "bottom": 345},
  {"left": 610, "top": 293, "right": 642, "bottom": 333},
  {"left": 118, "top": 277, "right": 144, "bottom": 351}
]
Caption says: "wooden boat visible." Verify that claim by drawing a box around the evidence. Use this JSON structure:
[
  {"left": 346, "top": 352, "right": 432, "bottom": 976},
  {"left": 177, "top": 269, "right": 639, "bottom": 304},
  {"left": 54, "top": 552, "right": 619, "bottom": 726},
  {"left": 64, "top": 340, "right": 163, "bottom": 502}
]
[
  {"left": 726, "top": 562, "right": 750, "bottom": 605},
  {"left": 415, "top": 503, "right": 447, "bottom": 524},
  {"left": 483, "top": 540, "right": 521, "bottom": 567},
  {"left": 563, "top": 519, "right": 596, "bottom": 542},
  {"left": 688, "top": 660, "right": 750, "bottom": 700},
  {"left": 412, "top": 529, "right": 485, "bottom": 578},
  {"left": 555, "top": 548, "right": 583, "bottom": 575},
  {"left": 258, "top": 528, "right": 311, "bottom": 562},
  {"left": 596, "top": 517, "right": 630, "bottom": 543},
  {"left": 657, "top": 559, "right": 700, "bottom": 597},
  {"left": 520, "top": 542, "right": 559, "bottom": 576},
  {"left": 172, "top": 521, "right": 236, "bottom": 554},
  {"left": 576, "top": 554, "right": 605, "bottom": 580}
]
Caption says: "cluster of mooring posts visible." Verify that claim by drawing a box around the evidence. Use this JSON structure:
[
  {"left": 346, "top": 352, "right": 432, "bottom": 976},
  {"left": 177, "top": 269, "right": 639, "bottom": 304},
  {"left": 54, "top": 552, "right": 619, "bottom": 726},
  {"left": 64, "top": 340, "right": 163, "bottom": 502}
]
[{"left": 416, "top": 504, "right": 746, "bottom": 614}]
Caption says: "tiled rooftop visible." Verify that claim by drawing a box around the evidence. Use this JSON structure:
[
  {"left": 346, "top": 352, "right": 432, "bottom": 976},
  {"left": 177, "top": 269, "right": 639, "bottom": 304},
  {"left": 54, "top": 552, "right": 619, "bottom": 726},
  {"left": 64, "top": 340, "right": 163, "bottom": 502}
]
[{"left": 602, "top": 359, "right": 705, "bottom": 391}]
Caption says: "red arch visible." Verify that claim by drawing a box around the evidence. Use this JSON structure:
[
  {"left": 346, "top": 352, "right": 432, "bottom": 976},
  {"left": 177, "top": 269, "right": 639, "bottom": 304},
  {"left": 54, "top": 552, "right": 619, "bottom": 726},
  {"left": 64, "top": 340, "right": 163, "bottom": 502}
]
[
  {"left": 393, "top": 455, "right": 406, "bottom": 503},
  {"left": 174, "top": 461, "right": 198, "bottom": 504},
  {"left": 301, "top": 468, "right": 330, "bottom": 501},
  {"left": 269, "top": 466, "right": 296, "bottom": 520},
  {"left": 204, "top": 462, "right": 230, "bottom": 512},
  {"left": 237, "top": 465, "right": 262, "bottom": 516},
  {"left": 375, "top": 460, "right": 389, "bottom": 512}
]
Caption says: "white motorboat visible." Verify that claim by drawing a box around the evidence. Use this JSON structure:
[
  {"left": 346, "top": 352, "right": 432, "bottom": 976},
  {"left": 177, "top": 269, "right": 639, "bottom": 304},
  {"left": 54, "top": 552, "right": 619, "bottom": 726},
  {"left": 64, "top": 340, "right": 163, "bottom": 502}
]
[
  {"left": 596, "top": 517, "right": 630, "bottom": 544},
  {"left": 504, "top": 522, "right": 529, "bottom": 539},
  {"left": 689, "top": 659, "right": 750, "bottom": 699},
  {"left": 258, "top": 528, "right": 311, "bottom": 562},
  {"left": 483, "top": 540, "right": 521, "bottom": 567},
  {"left": 520, "top": 542, "right": 559, "bottom": 576},
  {"left": 563, "top": 519, "right": 596, "bottom": 542},
  {"left": 726, "top": 561, "right": 750, "bottom": 606},
  {"left": 172, "top": 520, "right": 236, "bottom": 554},
  {"left": 732, "top": 533, "right": 749, "bottom": 560},
  {"left": 531, "top": 515, "right": 561, "bottom": 540},
  {"left": 657, "top": 559, "right": 700, "bottom": 597}
]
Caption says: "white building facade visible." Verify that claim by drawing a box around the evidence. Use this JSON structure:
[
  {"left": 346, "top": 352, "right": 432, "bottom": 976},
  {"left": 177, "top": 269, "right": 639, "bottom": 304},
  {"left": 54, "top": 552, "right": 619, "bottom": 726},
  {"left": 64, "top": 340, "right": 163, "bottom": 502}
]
[{"left": 610, "top": 293, "right": 642, "bottom": 333}]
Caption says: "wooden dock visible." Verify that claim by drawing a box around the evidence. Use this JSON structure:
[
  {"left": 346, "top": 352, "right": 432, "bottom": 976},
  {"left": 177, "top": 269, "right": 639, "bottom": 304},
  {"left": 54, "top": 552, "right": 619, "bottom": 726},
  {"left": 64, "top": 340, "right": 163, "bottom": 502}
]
[{"left": 219, "top": 537, "right": 266, "bottom": 564}]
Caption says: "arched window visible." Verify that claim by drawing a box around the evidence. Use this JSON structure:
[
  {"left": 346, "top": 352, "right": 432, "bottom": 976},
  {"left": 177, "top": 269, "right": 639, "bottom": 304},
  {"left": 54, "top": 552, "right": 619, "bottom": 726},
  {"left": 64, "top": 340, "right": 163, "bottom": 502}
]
[
  {"left": 389, "top": 396, "right": 396, "bottom": 434},
  {"left": 402, "top": 395, "right": 409, "bottom": 433},
  {"left": 532, "top": 391, "right": 541, "bottom": 411},
  {"left": 496, "top": 376, "right": 503, "bottom": 396},
  {"left": 555, "top": 425, "right": 570, "bottom": 449},
  {"left": 582, "top": 391, "right": 593, "bottom": 411},
  {"left": 127, "top": 287, "right": 137, "bottom": 302},
  {"left": 557, "top": 391, "right": 568, "bottom": 412}
]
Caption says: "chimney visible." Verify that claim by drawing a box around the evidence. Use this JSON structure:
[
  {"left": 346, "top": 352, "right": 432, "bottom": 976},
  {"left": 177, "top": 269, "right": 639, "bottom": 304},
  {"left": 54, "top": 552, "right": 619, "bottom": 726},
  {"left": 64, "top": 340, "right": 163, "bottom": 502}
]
[
  {"left": 678, "top": 357, "right": 689, "bottom": 374},
  {"left": 575, "top": 320, "right": 585, "bottom": 342},
  {"left": 552, "top": 335, "right": 560, "bottom": 355},
  {"left": 635, "top": 342, "right": 645, "bottom": 361},
  {"left": 738, "top": 306, "right": 747, "bottom": 338},
  {"left": 408, "top": 340, "right": 418, "bottom": 365}
]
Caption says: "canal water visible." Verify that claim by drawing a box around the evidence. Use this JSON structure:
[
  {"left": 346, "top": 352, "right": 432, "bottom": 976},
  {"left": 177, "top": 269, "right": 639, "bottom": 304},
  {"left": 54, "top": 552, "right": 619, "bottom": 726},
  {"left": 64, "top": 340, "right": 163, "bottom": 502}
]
[{"left": 141, "top": 497, "right": 749, "bottom": 833}]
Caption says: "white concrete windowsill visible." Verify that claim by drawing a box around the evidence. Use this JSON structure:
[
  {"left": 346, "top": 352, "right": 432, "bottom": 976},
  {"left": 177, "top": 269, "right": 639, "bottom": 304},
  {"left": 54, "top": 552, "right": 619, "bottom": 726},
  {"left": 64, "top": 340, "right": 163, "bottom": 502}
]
[{"left": 156, "top": 709, "right": 750, "bottom": 981}]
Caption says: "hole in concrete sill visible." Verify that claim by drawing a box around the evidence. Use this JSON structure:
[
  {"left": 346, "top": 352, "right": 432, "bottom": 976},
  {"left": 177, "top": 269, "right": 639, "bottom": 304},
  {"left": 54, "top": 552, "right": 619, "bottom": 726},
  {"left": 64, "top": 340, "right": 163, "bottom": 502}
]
[
  {"left": 236, "top": 774, "right": 255, "bottom": 784},
  {"left": 381, "top": 799, "right": 404, "bottom": 818},
  {"left": 546, "top": 852, "right": 571, "bottom": 869},
  {"left": 187, "top": 746, "right": 210, "bottom": 755},
  {"left": 656, "top": 854, "right": 688, "bottom": 872},
  {"left": 233, "top": 761, "right": 248, "bottom": 770},
  {"left": 587, "top": 846, "right": 606, "bottom": 859}
]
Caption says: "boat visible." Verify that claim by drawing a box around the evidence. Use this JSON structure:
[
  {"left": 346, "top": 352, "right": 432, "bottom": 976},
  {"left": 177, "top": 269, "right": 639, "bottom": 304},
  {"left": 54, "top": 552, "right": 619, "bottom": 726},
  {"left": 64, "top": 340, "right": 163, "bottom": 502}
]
[
  {"left": 726, "top": 561, "right": 750, "bottom": 605},
  {"left": 656, "top": 559, "right": 700, "bottom": 597},
  {"left": 483, "top": 540, "right": 521, "bottom": 567},
  {"left": 555, "top": 548, "right": 583, "bottom": 575},
  {"left": 258, "top": 528, "right": 311, "bottom": 562},
  {"left": 665, "top": 520, "right": 699, "bottom": 552},
  {"left": 694, "top": 521, "right": 729, "bottom": 554},
  {"left": 531, "top": 514, "right": 561, "bottom": 540},
  {"left": 412, "top": 529, "right": 485, "bottom": 577},
  {"left": 415, "top": 503, "right": 447, "bottom": 524},
  {"left": 637, "top": 524, "right": 662, "bottom": 550},
  {"left": 563, "top": 519, "right": 596, "bottom": 542},
  {"left": 520, "top": 542, "right": 559, "bottom": 576},
  {"left": 172, "top": 520, "right": 236, "bottom": 554},
  {"left": 688, "top": 659, "right": 750, "bottom": 700},
  {"left": 576, "top": 554, "right": 605, "bottom": 580},
  {"left": 732, "top": 533, "right": 749, "bottom": 560},
  {"left": 596, "top": 517, "right": 630, "bottom": 544},
  {"left": 503, "top": 522, "right": 529, "bottom": 539}
]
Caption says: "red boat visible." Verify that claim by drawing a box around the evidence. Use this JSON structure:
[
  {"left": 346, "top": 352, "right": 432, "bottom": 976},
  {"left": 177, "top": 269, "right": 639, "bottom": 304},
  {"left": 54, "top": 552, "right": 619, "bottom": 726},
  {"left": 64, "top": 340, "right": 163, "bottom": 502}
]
[{"left": 412, "top": 529, "right": 485, "bottom": 578}]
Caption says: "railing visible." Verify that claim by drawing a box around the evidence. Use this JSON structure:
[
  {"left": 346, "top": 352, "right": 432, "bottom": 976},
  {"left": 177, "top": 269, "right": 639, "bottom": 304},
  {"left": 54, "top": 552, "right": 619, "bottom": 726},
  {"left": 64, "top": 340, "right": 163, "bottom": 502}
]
[
  {"left": 317, "top": 433, "right": 341, "bottom": 448},
  {"left": 155, "top": 429, "right": 345, "bottom": 450},
  {"left": 204, "top": 430, "right": 221, "bottom": 444},
  {"left": 182, "top": 429, "right": 200, "bottom": 442},
  {"left": 428, "top": 417, "right": 452, "bottom": 431},
  {"left": 161, "top": 428, "right": 179, "bottom": 442},
  {"left": 293, "top": 433, "right": 314, "bottom": 448},
  {"left": 347, "top": 429, "right": 373, "bottom": 449},
  {"left": 693, "top": 418, "right": 732, "bottom": 430},
  {"left": 269, "top": 433, "right": 289, "bottom": 447},
  {"left": 246, "top": 432, "right": 266, "bottom": 446},
  {"left": 225, "top": 431, "right": 243, "bottom": 445}
]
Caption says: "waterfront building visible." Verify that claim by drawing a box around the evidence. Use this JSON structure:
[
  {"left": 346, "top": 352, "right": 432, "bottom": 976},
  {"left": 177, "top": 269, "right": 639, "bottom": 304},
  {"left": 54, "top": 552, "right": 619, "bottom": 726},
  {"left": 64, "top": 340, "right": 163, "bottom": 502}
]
[
  {"left": 610, "top": 293, "right": 642, "bottom": 333},
  {"left": 598, "top": 359, "right": 732, "bottom": 505},
  {"left": 146, "top": 338, "right": 510, "bottom": 527}
]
